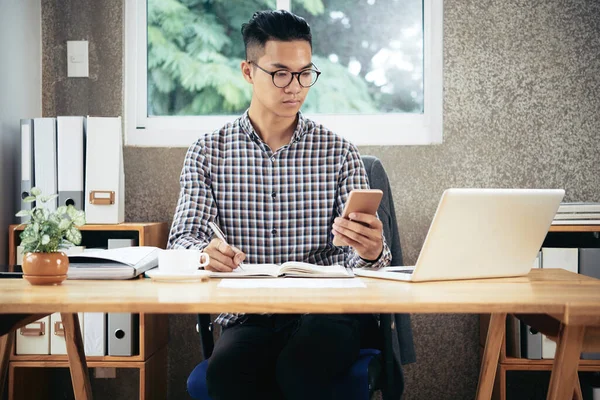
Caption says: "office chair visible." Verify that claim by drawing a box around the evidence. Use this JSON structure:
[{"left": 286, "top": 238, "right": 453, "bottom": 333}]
[{"left": 187, "top": 155, "right": 409, "bottom": 400}]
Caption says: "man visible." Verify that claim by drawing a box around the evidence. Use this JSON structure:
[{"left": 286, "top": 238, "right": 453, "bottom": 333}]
[{"left": 168, "top": 9, "right": 391, "bottom": 400}]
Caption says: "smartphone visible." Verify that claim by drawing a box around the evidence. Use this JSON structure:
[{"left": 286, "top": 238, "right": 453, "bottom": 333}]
[{"left": 333, "top": 189, "right": 383, "bottom": 246}]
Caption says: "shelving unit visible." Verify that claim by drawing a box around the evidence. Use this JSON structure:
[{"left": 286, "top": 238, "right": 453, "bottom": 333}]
[
  {"left": 481, "top": 224, "right": 600, "bottom": 400},
  {"left": 6, "top": 222, "right": 169, "bottom": 400}
]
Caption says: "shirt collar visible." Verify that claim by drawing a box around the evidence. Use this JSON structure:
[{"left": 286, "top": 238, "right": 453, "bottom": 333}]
[{"left": 240, "top": 110, "right": 309, "bottom": 145}]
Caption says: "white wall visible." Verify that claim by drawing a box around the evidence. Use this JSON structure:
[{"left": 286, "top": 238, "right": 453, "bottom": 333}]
[{"left": 0, "top": 0, "right": 42, "bottom": 264}]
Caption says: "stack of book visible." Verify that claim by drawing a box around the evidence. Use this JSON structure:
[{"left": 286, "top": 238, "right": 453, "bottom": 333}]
[{"left": 552, "top": 202, "right": 600, "bottom": 225}]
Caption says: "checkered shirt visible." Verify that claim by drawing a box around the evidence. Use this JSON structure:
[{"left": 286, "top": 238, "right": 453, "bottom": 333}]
[{"left": 167, "top": 110, "right": 391, "bottom": 327}]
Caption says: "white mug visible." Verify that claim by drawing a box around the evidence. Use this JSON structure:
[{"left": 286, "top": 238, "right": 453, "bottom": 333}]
[{"left": 158, "top": 249, "right": 210, "bottom": 274}]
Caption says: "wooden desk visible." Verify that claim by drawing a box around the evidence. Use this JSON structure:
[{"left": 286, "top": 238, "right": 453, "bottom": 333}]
[{"left": 1, "top": 269, "right": 599, "bottom": 400}]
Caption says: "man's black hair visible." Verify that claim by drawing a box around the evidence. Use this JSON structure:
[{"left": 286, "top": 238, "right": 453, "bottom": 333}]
[{"left": 241, "top": 10, "right": 312, "bottom": 61}]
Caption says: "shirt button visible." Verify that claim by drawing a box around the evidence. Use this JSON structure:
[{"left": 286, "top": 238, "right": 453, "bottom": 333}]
[
  {"left": 271, "top": 191, "right": 277, "bottom": 198},
  {"left": 271, "top": 229, "right": 277, "bottom": 235}
]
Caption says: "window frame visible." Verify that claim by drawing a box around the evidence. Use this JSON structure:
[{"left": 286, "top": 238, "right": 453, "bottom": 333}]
[{"left": 124, "top": 0, "right": 443, "bottom": 147}]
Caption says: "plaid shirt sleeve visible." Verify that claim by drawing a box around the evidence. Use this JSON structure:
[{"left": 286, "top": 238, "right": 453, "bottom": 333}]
[
  {"left": 336, "top": 145, "right": 392, "bottom": 269},
  {"left": 167, "top": 140, "right": 217, "bottom": 250}
]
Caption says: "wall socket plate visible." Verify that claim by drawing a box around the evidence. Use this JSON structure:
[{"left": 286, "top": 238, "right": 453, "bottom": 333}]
[{"left": 67, "top": 40, "right": 89, "bottom": 78}]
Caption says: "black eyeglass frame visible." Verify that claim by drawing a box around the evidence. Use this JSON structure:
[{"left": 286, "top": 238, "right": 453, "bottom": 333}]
[{"left": 248, "top": 61, "right": 322, "bottom": 88}]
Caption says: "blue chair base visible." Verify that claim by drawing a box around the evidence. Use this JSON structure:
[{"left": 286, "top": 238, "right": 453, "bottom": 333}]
[
  {"left": 187, "top": 359, "right": 210, "bottom": 400},
  {"left": 187, "top": 348, "right": 382, "bottom": 400}
]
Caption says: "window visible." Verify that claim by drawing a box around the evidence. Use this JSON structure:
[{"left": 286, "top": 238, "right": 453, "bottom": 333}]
[{"left": 125, "top": 0, "right": 443, "bottom": 146}]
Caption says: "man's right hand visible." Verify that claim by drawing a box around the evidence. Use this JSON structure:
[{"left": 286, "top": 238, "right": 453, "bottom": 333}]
[{"left": 203, "top": 238, "right": 246, "bottom": 272}]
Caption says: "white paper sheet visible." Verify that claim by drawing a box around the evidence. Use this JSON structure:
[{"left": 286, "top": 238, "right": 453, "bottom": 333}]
[{"left": 217, "top": 278, "right": 366, "bottom": 289}]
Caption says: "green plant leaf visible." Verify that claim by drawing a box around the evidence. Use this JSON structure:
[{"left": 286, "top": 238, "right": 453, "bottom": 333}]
[
  {"left": 65, "top": 227, "right": 82, "bottom": 245},
  {"left": 20, "top": 236, "right": 37, "bottom": 245},
  {"left": 58, "top": 219, "right": 71, "bottom": 231},
  {"left": 15, "top": 210, "right": 31, "bottom": 217},
  {"left": 23, "top": 196, "right": 36, "bottom": 203},
  {"left": 73, "top": 213, "right": 86, "bottom": 226},
  {"left": 56, "top": 206, "right": 67, "bottom": 216},
  {"left": 31, "top": 187, "right": 41, "bottom": 196},
  {"left": 66, "top": 207, "right": 86, "bottom": 226},
  {"left": 41, "top": 234, "right": 50, "bottom": 245},
  {"left": 39, "top": 194, "right": 59, "bottom": 203},
  {"left": 66, "top": 205, "right": 78, "bottom": 218}
]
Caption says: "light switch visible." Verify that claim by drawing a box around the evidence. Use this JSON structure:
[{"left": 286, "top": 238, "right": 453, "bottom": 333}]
[{"left": 67, "top": 41, "right": 89, "bottom": 78}]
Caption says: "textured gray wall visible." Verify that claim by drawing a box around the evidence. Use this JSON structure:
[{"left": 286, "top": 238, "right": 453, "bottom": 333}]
[{"left": 42, "top": 0, "right": 600, "bottom": 399}]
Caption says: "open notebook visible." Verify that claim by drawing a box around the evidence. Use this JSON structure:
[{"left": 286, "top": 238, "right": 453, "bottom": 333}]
[{"left": 209, "top": 262, "right": 354, "bottom": 278}]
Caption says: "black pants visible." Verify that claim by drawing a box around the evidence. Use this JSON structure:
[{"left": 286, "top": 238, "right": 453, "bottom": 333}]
[{"left": 205, "top": 314, "right": 362, "bottom": 400}]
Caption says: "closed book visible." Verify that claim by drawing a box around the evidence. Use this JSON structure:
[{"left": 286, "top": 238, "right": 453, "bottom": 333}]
[
  {"left": 557, "top": 202, "right": 600, "bottom": 213},
  {"left": 552, "top": 219, "right": 600, "bottom": 225},
  {"left": 553, "top": 213, "right": 600, "bottom": 220}
]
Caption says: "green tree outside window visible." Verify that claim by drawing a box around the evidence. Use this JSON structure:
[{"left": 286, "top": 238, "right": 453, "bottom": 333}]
[{"left": 147, "top": 0, "right": 423, "bottom": 116}]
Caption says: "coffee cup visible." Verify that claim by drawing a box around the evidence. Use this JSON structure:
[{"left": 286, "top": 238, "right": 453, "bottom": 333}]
[{"left": 158, "top": 249, "right": 210, "bottom": 274}]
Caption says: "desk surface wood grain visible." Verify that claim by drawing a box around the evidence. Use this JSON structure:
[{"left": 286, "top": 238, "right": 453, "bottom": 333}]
[{"left": 0, "top": 269, "right": 598, "bottom": 318}]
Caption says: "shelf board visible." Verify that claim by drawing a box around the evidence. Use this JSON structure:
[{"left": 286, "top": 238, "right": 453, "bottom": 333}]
[
  {"left": 10, "top": 353, "right": 145, "bottom": 362},
  {"left": 10, "top": 222, "right": 162, "bottom": 232},
  {"left": 548, "top": 225, "right": 600, "bottom": 232},
  {"left": 9, "top": 359, "right": 147, "bottom": 369}
]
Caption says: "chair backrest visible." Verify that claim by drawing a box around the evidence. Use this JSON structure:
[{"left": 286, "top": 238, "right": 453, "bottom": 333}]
[{"left": 360, "top": 155, "right": 403, "bottom": 266}]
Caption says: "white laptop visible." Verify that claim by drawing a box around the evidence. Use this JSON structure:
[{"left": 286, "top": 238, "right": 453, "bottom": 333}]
[{"left": 355, "top": 188, "right": 565, "bottom": 282}]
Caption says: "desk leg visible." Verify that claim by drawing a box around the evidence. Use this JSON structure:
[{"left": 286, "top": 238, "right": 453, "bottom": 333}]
[
  {"left": 61, "top": 313, "right": 93, "bottom": 400},
  {"left": 573, "top": 379, "right": 583, "bottom": 400},
  {"left": 476, "top": 313, "right": 506, "bottom": 400},
  {"left": 546, "top": 324, "right": 585, "bottom": 400},
  {"left": 0, "top": 332, "right": 13, "bottom": 397}
]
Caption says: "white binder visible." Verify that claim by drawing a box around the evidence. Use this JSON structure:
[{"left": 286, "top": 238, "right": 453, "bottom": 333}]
[
  {"left": 33, "top": 118, "right": 58, "bottom": 212},
  {"left": 108, "top": 313, "right": 137, "bottom": 356},
  {"left": 57, "top": 116, "right": 85, "bottom": 210},
  {"left": 16, "top": 316, "right": 51, "bottom": 355},
  {"left": 20, "top": 119, "right": 34, "bottom": 221},
  {"left": 85, "top": 117, "right": 124, "bottom": 223},
  {"left": 83, "top": 312, "right": 106, "bottom": 356},
  {"left": 50, "top": 312, "right": 85, "bottom": 355}
]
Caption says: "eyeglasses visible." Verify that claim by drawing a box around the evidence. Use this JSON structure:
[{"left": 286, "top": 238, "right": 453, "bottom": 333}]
[{"left": 249, "top": 61, "right": 321, "bottom": 88}]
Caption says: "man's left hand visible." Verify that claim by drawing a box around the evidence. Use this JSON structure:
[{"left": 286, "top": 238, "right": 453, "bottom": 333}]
[{"left": 332, "top": 212, "right": 383, "bottom": 261}]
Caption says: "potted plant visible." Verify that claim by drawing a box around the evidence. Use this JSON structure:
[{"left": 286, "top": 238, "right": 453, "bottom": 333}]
[{"left": 15, "top": 187, "right": 86, "bottom": 285}]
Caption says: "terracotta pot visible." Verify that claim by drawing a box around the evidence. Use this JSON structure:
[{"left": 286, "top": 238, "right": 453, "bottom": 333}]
[{"left": 22, "top": 252, "right": 69, "bottom": 285}]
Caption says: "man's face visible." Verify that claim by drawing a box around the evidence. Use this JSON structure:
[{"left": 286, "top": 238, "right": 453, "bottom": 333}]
[{"left": 243, "top": 40, "right": 313, "bottom": 119}]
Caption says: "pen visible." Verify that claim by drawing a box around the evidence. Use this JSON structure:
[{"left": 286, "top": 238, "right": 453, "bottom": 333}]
[{"left": 208, "top": 221, "right": 245, "bottom": 270}]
